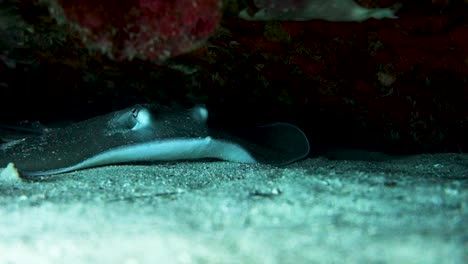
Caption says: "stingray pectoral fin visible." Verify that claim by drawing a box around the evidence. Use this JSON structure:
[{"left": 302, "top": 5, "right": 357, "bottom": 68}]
[
  {"left": 21, "top": 137, "right": 257, "bottom": 177},
  {"left": 233, "top": 123, "right": 310, "bottom": 166},
  {"left": 204, "top": 138, "right": 257, "bottom": 163}
]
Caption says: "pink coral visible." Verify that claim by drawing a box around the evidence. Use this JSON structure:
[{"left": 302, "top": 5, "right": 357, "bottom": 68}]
[{"left": 48, "top": 0, "right": 222, "bottom": 61}]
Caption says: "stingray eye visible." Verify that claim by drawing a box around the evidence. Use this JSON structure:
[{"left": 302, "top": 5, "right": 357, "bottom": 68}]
[
  {"left": 131, "top": 108, "right": 139, "bottom": 119},
  {"left": 131, "top": 107, "right": 153, "bottom": 130},
  {"left": 191, "top": 106, "right": 208, "bottom": 123}
]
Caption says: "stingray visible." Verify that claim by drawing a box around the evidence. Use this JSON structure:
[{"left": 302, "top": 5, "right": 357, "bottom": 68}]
[
  {"left": 0, "top": 104, "right": 310, "bottom": 178},
  {"left": 239, "top": 0, "right": 398, "bottom": 22}
]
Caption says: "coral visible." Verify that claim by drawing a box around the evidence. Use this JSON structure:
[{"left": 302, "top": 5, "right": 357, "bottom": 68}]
[{"left": 43, "top": 0, "right": 222, "bottom": 61}]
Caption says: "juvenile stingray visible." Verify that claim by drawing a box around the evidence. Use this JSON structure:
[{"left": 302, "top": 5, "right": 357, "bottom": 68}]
[{"left": 0, "top": 104, "right": 310, "bottom": 177}]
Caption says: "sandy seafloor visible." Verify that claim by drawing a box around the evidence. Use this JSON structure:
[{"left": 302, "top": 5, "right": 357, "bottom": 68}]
[{"left": 0, "top": 153, "right": 466, "bottom": 263}]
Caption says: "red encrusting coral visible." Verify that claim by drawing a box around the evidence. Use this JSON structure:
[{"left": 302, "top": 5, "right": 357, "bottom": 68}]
[{"left": 49, "top": 0, "right": 222, "bottom": 61}]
